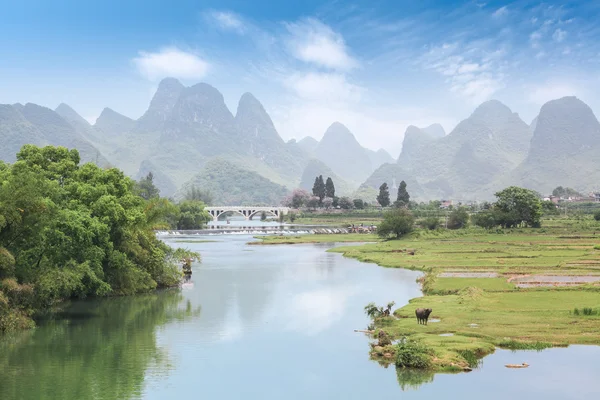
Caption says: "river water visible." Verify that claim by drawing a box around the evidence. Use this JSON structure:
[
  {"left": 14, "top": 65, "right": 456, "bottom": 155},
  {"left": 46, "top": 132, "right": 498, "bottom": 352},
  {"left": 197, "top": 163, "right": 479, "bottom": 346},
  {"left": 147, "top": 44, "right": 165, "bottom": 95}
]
[{"left": 1, "top": 234, "right": 599, "bottom": 399}]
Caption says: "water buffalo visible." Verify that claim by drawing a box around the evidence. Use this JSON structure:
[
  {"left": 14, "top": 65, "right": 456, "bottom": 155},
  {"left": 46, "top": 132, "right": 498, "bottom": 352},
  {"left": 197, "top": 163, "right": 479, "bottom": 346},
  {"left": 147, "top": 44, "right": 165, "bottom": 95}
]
[{"left": 415, "top": 308, "right": 433, "bottom": 325}]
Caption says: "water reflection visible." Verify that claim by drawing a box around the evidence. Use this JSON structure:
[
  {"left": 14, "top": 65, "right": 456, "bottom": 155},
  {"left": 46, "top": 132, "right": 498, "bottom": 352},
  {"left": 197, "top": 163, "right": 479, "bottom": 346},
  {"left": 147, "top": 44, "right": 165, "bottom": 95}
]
[
  {"left": 396, "top": 368, "right": 436, "bottom": 391},
  {"left": 0, "top": 290, "right": 200, "bottom": 400}
]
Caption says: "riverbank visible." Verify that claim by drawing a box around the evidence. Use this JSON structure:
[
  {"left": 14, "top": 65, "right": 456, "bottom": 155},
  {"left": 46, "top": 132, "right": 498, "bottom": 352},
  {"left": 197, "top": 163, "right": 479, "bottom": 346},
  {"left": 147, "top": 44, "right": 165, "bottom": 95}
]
[
  {"left": 256, "top": 225, "right": 600, "bottom": 372},
  {"left": 250, "top": 233, "right": 379, "bottom": 244}
]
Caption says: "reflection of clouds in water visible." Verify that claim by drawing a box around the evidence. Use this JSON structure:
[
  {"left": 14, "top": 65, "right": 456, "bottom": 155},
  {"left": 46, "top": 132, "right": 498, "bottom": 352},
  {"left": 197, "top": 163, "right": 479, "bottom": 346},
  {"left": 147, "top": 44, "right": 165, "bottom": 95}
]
[
  {"left": 217, "top": 294, "right": 244, "bottom": 343},
  {"left": 285, "top": 287, "right": 358, "bottom": 336}
]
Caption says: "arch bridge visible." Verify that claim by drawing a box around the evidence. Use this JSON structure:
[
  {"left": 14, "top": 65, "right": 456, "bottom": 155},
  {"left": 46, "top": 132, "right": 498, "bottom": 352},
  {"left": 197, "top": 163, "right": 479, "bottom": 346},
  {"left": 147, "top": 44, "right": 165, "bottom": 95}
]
[{"left": 205, "top": 206, "right": 290, "bottom": 221}]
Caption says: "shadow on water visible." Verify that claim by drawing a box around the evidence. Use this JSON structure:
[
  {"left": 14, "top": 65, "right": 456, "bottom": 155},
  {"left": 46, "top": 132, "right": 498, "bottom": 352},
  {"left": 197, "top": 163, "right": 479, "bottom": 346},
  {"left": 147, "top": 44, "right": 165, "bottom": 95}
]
[{"left": 0, "top": 289, "right": 200, "bottom": 400}]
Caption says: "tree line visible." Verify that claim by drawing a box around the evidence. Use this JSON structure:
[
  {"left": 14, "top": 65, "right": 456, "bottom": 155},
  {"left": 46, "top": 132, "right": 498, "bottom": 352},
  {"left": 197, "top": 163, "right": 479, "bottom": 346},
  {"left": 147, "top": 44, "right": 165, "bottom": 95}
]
[{"left": 0, "top": 145, "right": 205, "bottom": 332}]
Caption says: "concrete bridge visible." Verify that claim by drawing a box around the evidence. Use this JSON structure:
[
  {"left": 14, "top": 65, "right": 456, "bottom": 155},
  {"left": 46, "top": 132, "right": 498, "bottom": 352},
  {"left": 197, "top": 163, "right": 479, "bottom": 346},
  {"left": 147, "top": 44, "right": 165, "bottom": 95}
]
[{"left": 205, "top": 206, "right": 290, "bottom": 221}]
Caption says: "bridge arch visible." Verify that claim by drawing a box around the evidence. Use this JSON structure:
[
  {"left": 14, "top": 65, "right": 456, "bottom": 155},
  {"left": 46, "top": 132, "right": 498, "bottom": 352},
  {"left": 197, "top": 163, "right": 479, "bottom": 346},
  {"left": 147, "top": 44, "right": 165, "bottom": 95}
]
[{"left": 205, "top": 206, "right": 290, "bottom": 222}]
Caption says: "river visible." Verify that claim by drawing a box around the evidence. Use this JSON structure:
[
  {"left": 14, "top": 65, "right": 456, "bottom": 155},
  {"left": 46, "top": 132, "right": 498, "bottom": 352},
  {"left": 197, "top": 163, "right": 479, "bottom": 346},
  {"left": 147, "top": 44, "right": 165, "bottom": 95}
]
[{"left": 1, "top": 234, "right": 599, "bottom": 399}]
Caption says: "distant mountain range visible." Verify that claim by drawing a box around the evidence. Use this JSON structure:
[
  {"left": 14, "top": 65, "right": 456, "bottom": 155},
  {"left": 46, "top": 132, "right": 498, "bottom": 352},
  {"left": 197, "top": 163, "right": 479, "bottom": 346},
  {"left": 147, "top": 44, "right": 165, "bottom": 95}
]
[{"left": 2, "top": 77, "right": 599, "bottom": 204}]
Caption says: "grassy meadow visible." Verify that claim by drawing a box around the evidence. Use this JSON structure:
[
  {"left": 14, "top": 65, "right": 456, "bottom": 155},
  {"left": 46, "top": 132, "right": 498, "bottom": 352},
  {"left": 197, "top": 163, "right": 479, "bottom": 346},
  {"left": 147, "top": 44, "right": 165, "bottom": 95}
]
[{"left": 256, "top": 216, "right": 600, "bottom": 371}]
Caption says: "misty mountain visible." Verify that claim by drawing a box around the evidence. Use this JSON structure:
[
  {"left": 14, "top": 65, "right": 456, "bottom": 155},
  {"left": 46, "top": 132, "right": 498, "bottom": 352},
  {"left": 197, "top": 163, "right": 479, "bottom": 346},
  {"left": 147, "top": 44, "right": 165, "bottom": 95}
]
[
  {"left": 394, "top": 100, "right": 532, "bottom": 199},
  {"left": 421, "top": 123, "right": 446, "bottom": 139},
  {"left": 358, "top": 163, "right": 424, "bottom": 202},
  {"left": 296, "top": 136, "right": 319, "bottom": 155},
  {"left": 504, "top": 96, "right": 600, "bottom": 195},
  {"left": 135, "top": 77, "right": 184, "bottom": 133},
  {"left": 314, "top": 122, "right": 373, "bottom": 184},
  {"left": 94, "top": 107, "right": 135, "bottom": 138},
  {"left": 1, "top": 103, "right": 107, "bottom": 165},
  {"left": 177, "top": 158, "right": 289, "bottom": 206},
  {"left": 299, "top": 158, "right": 354, "bottom": 197},
  {"left": 235, "top": 92, "right": 308, "bottom": 183},
  {"left": 366, "top": 148, "right": 395, "bottom": 170}
]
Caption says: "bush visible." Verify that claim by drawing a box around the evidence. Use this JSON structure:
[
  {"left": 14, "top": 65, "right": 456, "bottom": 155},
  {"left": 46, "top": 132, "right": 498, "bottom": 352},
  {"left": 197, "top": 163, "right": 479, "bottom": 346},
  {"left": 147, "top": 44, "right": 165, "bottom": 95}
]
[
  {"left": 0, "top": 248, "right": 15, "bottom": 279},
  {"left": 378, "top": 209, "right": 415, "bottom": 239},
  {"left": 594, "top": 210, "right": 600, "bottom": 221},
  {"left": 447, "top": 207, "right": 469, "bottom": 229},
  {"left": 353, "top": 199, "right": 366, "bottom": 210},
  {"left": 395, "top": 339, "right": 432, "bottom": 369},
  {"left": 338, "top": 196, "right": 353, "bottom": 210},
  {"left": 422, "top": 216, "right": 440, "bottom": 230},
  {"left": 472, "top": 210, "right": 497, "bottom": 229}
]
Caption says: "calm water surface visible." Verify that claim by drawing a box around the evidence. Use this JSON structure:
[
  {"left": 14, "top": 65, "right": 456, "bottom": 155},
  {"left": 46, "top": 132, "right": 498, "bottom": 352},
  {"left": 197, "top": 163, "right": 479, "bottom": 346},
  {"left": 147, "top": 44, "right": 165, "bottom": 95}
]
[{"left": 1, "top": 234, "right": 599, "bottom": 399}]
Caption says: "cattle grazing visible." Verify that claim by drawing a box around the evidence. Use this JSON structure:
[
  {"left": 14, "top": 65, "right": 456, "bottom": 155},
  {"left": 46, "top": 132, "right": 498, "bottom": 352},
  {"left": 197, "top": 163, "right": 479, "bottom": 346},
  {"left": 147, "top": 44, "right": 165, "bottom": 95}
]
[{"left": 415, "top": 308, "right": 433, "bottom": 325}]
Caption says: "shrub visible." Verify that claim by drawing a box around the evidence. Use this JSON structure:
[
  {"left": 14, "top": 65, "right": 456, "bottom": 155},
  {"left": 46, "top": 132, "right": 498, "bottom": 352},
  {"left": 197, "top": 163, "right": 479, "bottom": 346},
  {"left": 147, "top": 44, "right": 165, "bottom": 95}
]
[
  {"left": 595, "top": 210, "right": 600, "bottom": 221},
  {"left": 447, "top": 207, "right": 469, "bottom": 229},
  {"left": 395, "top": 339, "right": 433, "bottom": 369},
  {"left": 0, "top": 248, "right": 15, "bottom": 279},
  {"left": 422, "top": 216, "right": 440, "bottom": 230},
  {"left": 353, "top": 199, "right": 366, "bottom": 210},
  {"left": 378, "top": 208, "right": 415, "bottom": 239}
]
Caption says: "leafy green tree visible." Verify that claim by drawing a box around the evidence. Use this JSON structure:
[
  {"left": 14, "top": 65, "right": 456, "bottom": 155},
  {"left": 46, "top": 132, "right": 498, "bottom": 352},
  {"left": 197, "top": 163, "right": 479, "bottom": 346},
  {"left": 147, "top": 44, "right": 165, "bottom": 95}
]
[
  {"left": 594, "top": 210, "right": 600, "bottom": 221},
  {"left": 339, "top": 197, "right": 353, "bottom": 210},
  {"left": 541, "top": 200, "right": 559, "bottom": 215},
  {"left": 472, "top": 210, "right": 498, "bottom": 229},
  {"left": 377, "top": 182, "right": 391, "bottom": 207},
  {"left": 396, "top": 180, "right": 410, "bottom": 207},
  {"left": 447, "top": 207, "right": 469, "bottom": 229},
  {"left": 134, "top": 172, "right": 160, "bottom": 200},
  {"left": 0, "top": 144, "right": 198, "bottom": 331},
  {"left": 325, "top": 177, "right": 335, "bottom": 199},
  {"left": 552, "top": 186, "right": 582, "bottom": 198},
  {"left": 494, "top": 186, "right": 542, "bottom": 227},
  {"left": 353, "top": 199, "right": 365, "bottom": 210},
  {"left": 177, "top": 200, "right": 211, "bottom": 230},
  {"left": 377, "top": 208, "right": 415, "bottom": 239}
]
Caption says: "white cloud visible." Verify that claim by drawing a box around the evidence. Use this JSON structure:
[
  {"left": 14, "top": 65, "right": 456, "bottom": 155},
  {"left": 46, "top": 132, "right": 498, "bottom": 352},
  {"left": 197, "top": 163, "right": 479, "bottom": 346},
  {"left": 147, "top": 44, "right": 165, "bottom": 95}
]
[
  {"left": 284, "top": 72, "right": 363, "bottom": 103},
  {"left": 133, "top": 47, "right": 209, "bottom": 81},
  {"left": 527, "top": 82, "right": 583, "bottom": 105},
  {"left": 285, "top": 18, "right": 357, "bottom": 70},
  {"left": 553, "top": 28, "right": 567, "bottom": 42},
  {"left": 421, "top": 43, "right": 504, "bottom": 104},
  {"left": 492, "top": 6, "right": 508, "bottom": 18},
  {"left": 206, "top": 10, "right": 245, "bottom": 34}
]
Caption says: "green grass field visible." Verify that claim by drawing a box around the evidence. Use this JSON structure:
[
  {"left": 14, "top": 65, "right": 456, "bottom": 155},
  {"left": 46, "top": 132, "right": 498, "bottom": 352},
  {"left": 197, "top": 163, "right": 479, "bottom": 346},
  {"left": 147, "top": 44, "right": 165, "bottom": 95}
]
[
  {"left": 251, "top": 233, "right": 379, "bottom": 245},
  {"left": 320, "top": 222, "right": 600, "bottom": 371}
]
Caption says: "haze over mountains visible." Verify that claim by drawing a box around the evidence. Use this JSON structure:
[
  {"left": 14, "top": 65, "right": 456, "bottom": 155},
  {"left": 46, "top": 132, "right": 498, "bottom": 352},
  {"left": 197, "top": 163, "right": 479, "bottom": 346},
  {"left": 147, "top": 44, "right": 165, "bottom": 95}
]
[{"left": 1, "top": 77, "right": 600, "bottom": 204}]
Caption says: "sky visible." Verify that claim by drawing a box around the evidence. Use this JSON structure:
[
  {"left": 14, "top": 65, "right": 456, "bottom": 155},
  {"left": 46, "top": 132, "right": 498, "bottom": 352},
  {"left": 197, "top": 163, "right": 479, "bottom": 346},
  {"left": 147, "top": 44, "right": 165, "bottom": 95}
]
[{"left": 1, "top": 0, "right": 600, "bottom": 156}]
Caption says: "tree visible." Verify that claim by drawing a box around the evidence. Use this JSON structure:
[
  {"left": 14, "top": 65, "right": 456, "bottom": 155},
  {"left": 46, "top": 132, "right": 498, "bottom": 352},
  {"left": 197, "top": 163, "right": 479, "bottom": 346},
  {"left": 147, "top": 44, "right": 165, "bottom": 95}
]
[
  {"left": 134, "top": 172, "right": 160, "bottom": 200},
  {"left": 339, "top": 197, "right": 353, "bottom": 210},
  {"left": 594, "top": 210, "right": 600, "bottom": 221},
  {"left": 552, "top": 186, "right": 582, "bottom": 199},
  {"left": 377, "top": 183, "right": 391, "bottom": 207},
  {"left": 494, "top": 186, "right": 542, "bottom": 227},
  {"left": 325, "top": 177, "right": 335, "bottom": 199},
  {"left": 447, "top": 207, "right": 469, "bottom": 229},
  {"left": 322, "top": 197, "right": 334, "bottom": 209},
  {"left": 282, "top": 189, "right": 311, "bottom": 209},
  {"left": 472, "top": 210, "right": 498, "bottom": 229},
  {"left": 307, "top": 196, "right": 320, "bottom": 210},
  {"left": 541, "top": 200, "right": 559, "bottom": 215},
  {"left": 0, "top": 145, "right": 200, "bottom": 331},
  {"left": 396, "top": 180, "right": 410, "bottom": 207},
  {"left": 353, "top": 199, "right": 365, "bottom": 210},
  {"left": 176, "top": 201, "right": 211, "bottom": 230},
  {"left": 377, "top": 208, "right": 415, "bottom": 239},
  {"left": 184, "top": 186, "right": 214, "bottom": 205},
  {"left": 312, "top": 175, "right": 326, "bottom": 202},
  {"left": 260, "top": 211, "right": 267, "bottom": 221}
]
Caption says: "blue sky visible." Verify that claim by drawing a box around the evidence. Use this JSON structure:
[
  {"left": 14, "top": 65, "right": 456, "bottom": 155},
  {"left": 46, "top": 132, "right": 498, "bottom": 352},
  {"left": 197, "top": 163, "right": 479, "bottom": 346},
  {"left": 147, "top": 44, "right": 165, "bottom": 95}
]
[{"left": 1, "top": 0, "right": 599, "bottom": 155}]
